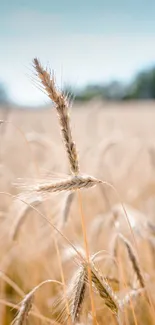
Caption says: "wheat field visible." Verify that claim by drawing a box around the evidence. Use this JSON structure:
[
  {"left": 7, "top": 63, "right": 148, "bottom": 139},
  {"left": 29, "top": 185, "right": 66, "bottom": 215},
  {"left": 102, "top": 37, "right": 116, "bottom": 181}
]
[{"left": 0, "top": 66, "right": 155, "bottom": 325}]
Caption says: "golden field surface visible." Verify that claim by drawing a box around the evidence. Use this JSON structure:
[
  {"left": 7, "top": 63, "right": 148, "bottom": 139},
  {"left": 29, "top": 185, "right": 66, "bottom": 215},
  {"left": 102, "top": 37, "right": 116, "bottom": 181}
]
[{"left": 0, "top": 100, "right": 155, "bottom": 324}]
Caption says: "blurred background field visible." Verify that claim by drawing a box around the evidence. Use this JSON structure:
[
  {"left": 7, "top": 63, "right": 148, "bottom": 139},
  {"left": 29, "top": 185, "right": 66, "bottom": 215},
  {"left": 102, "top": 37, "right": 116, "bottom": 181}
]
[{"left": 0, "top": 100, "right": 155, "bottom": 324}]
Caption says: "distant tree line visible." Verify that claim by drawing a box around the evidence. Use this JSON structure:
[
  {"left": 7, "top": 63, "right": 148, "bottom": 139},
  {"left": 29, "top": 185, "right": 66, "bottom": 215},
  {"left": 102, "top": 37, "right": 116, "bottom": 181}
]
[
  {"left": 65, "top": 65, "right": 155, "bottom": 102},
  {"left": 0, "top": 83, "right": 8, "bottom": 104},
  {"left": 1, "top": 65, "right": 155, "bottom": 106}
]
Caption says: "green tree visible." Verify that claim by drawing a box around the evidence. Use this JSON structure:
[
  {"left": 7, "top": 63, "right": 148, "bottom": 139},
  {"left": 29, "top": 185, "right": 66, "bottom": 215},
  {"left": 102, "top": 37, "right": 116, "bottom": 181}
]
[
  {"left": 0, "top": 83, "right": 8, "bottom": 104},
  {"left": 124, "top": 67, "right": 155, "bottom": 99}
]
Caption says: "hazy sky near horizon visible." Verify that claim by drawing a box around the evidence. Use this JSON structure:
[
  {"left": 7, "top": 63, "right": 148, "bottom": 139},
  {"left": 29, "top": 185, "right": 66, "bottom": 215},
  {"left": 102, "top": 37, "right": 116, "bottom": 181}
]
[{"left": 1, "top": 0, "right": 155, "bottom": 105}]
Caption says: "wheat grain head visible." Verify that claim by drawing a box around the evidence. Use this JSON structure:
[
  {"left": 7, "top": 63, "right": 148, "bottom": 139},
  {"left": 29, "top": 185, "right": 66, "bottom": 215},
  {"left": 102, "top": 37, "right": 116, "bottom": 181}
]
[{"left": 33, "top": 58, "right": 79, "bottom": 175}]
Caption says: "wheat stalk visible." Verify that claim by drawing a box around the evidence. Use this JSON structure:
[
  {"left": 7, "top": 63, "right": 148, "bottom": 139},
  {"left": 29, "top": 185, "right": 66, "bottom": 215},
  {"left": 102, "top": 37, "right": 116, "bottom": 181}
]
[
  {"left": 11, "top": 198, "right": 42, "bottom": 240},
  {"left": 33, "top": 58, "right": 79, "bottom": 175},
  {"left": 13, "top": 291, "right": 33, "bottom": 325},
  {"left": 12, "top": 280, "right": 63, "bottom": 325},
  {"left": 89, "top": 262, "right": 121, "bottom": 315},
  {"left": 67, "top": 261, "right": 121, "bottom": 322},
  {"left": 69, "top": 265, "right": 87, "bottom": 322},
  {"left": 32, "top": 57, "right": 122, "bottom": 325},
  {"left": 61, "top": 191, "right": 75, "bottom": 225},
  {"left": 118, "top": 234, "right": 145, "bottom": 288}
]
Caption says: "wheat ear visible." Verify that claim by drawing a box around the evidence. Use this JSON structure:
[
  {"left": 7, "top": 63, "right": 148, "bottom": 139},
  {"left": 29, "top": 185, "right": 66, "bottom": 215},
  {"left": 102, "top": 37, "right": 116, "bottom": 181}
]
[
  {"left": 69, "top": 265, "right": 87, "bottom": 322},
  {"left": 68, "top": 262, "right": 120, "bottom": 321},
  {"left": 118, "top": 234, "right": 145, "bottom": 288},
  {"left": 13, "top": 291, "right": 33, "bottom": 325},
  {"left": 89, "top": 262, "right": 121, "bottom": 315},
  {"left": 11, "top": 198, "right": 42, "bottom": 240},
  {"left": 61, "top": 191, "right": 75, "bottom": 225},
  {"left": 13, "top": 280, "right": 63, "bottom": 325},
  {"left": 33, "top": 58, "right": 79, "bottom": 175},
  {"left": 21, "top": 175, "right": 102, "bottom": 195}
]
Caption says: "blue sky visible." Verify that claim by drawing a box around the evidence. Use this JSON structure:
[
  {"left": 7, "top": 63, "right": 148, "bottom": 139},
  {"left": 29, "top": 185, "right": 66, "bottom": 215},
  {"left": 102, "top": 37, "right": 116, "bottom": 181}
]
[{"left": 1, "top": 0, "right": 155, "bottom": 105}]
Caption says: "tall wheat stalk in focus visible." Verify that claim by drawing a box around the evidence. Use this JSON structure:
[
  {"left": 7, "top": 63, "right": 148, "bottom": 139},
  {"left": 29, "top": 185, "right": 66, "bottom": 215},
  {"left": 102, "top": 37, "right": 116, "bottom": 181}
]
[{"left": 33, "top": 58, "right": 97, "bottom": 324}]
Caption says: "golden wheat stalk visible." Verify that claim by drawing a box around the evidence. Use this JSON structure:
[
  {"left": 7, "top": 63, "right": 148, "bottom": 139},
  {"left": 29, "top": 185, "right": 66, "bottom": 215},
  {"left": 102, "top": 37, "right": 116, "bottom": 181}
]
[
  {"left": 118, "top": 234, "right": 145, "bottom": 288},
  {"left": 61, "top": 192, "right": 75, "bottom": 225},
  {"left": 33, "top": 58, "right": 79, "bottom": 175},
  {"left": 89, "top": 262, "right": 121, "bottom": 315},
  {"left": 13, "top": 291, "right": 33, "bottom": 325},
  {"left": 67, "top": 261, "right": 120, "bottom": 322},
  {"left": 69, "top": 265, "right": 87, "bottom": 322},
  {"left": 11, "top": 198, "right": 42, "bottom": 241},
  {"left": 13, "top": 280, "right": 63, "bottom": 325}
]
